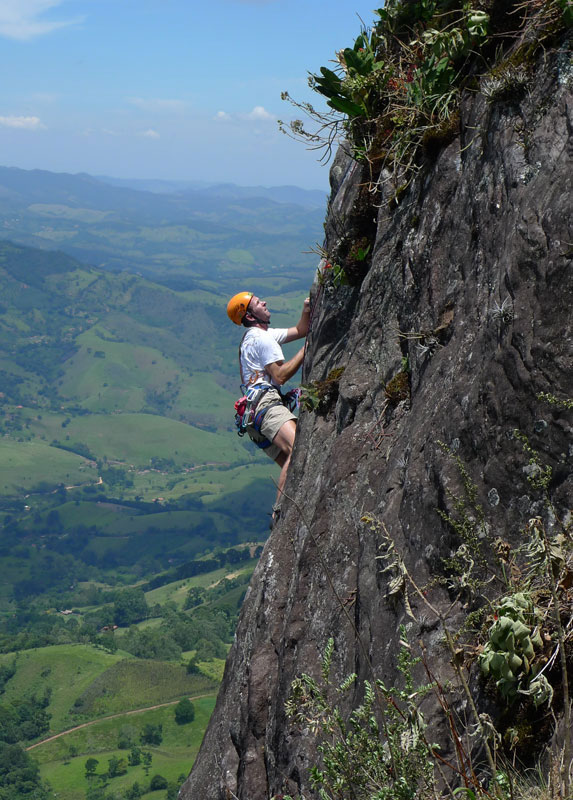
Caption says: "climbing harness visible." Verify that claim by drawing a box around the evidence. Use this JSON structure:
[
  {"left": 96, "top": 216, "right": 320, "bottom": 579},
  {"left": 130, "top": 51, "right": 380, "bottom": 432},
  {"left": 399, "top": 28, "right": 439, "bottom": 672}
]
[{"left": 234, "top": 384, "right": 301, "bottom": 449}]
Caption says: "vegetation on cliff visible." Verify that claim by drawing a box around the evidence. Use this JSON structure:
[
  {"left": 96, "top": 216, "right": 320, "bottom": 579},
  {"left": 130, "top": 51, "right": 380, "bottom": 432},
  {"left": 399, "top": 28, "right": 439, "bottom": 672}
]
[{"left": 282, "top": 0, "right": 571, "bottom": 181}]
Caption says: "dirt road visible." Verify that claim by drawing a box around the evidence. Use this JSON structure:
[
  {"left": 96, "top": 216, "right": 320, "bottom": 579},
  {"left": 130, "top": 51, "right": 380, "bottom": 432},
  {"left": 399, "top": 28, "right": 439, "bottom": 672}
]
[{"left": 26, "top": 692, "right": 216, "bottom": 751}]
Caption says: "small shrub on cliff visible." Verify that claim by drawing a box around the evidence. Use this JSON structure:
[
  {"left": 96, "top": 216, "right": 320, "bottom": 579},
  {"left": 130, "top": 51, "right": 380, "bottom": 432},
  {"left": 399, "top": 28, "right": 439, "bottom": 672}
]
[
  {"left": 285, "top": 633, "right": 438, "bottom": 800},
  {"left": 301, "top": 367, "right": 346, "bottom": 415}
]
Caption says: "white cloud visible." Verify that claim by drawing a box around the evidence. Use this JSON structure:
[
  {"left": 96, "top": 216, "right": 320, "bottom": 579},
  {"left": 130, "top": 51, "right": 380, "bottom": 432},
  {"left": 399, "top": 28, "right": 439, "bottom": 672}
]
[
  {"left": 0, "top": 115, "right": 45, "bottom": 129},
  {"left": 246, "top": 105, "right": 275, "bottom": 121},
  {"left": 215, "top": 106, "right": 275, "bottom": 123},
  {"left": 0, "top": 1, "right": 83, "bottom": 41},
  {"left": 128, "top": 97, "right": 187, "bottom": 113},
  {"left": 140, "top": 129, "right": 160, "bottom": 139}
]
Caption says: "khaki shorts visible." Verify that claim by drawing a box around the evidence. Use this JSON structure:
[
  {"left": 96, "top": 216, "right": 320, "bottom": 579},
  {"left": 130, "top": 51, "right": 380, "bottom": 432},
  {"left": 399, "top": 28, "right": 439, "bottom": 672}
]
[{"left": 247, "top": 388, "right": 296, "bottom": 461}]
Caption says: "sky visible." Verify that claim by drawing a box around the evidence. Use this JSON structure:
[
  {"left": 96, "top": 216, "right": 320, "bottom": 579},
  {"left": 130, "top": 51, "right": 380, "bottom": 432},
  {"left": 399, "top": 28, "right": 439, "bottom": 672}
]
[{"left": 0, "top": 0, "right": 379, "bottom": 190}]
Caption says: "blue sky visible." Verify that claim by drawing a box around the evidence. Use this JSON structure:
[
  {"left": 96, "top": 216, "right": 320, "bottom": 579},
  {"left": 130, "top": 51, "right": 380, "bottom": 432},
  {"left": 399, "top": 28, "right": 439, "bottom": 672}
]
[{"left": 0, "top": 0, "right": 378, "bottom": 189}]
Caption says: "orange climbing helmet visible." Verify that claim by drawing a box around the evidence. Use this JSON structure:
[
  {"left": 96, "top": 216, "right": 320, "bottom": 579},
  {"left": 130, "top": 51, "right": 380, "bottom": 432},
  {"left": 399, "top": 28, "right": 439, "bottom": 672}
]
[{"left": 227, "top": 291, "right": 253, "bottom": 325}]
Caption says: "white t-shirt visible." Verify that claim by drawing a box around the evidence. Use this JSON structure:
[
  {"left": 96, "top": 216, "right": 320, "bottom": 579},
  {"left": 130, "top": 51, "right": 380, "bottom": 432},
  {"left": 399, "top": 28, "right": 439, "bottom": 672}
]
[{"left": 239, "top": 327, "right": 289, "bottom": 389}]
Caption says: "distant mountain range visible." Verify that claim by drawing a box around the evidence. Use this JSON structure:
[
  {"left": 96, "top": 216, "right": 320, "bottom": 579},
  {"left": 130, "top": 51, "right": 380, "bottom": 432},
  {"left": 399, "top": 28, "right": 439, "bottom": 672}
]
[
  {"left": 0, "top": 165, "right": 325, "bottom": 291},
  {"left": 96, "top": 175, "right": 327, "bottom": 208}
]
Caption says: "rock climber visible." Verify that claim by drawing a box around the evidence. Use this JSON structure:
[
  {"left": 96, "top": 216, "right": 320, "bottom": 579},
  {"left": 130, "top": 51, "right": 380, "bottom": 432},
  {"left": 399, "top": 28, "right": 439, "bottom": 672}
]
[{"left": 227, "top": 291, "right": 310, "bottom": 526}]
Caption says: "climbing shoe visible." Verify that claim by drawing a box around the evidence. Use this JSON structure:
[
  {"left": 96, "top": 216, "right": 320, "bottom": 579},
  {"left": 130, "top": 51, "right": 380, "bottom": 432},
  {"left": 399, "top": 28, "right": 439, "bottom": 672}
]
[{"left": 269, "top": 503, "right": 281, "bottom": 530}]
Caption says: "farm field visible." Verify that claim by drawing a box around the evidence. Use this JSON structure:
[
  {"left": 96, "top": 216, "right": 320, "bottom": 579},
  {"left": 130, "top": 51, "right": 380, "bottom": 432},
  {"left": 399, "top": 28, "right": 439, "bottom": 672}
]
[
  {"left": 26, "top": 411, "right": 249, "bottom": 467},
  {"left": 33, "top": 696, "right": 217, "bottom": 800},
  {"left": 0, "top": 645, "right": 128, "bottom": 733},
  {"left": 0, "top": 440, "right": 96, "bottom": 495},
  {"left": 0, "top": 645, "right": 216, "bottom": 734}
]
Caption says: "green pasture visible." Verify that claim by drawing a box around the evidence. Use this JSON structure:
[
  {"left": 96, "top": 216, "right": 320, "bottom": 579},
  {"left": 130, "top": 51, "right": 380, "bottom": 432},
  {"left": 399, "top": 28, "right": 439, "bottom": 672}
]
[
  {"left": 58, "top": 328, "right": 180, "bottom": 412},
  {"left": 0, "top": 309, "right": 32, "bottom": 334},
  {"left": 171, "top": 374, "right": 236, "bottom": 426},
  {"left": 49, "top": 503, "right": 230, "bottom": 537},
  {"left": 124, "top": 459, "right": 271, "bottom": 503},
  {"left": 128, "top": 617, "right": 163, "bottom": 631},
  {"left": 33, "top": 412, "right": 246, "bottom": 467},
  {"left": 82, "top": 530, "right": 189, "bottom": 565},
  {"left": 197, "top": 462, "right": 276, "bottom": 504},
  {"left": 71, "top": 660, "right": 215, "bottom": 718},
  {"left": 44, "top": 267, "right": 100, "bottom": 294},
  {"left": 11, "top": 406, "right": 271, "bottom": 505},
  {"left": 0, "top": 440, "right": 96, "bottom": 494},
  {"left": 0, "top": 644, "right": 129, "bottom": 733},
  {"left": 34, "top": 696, "right": 217, "bottom": 800},
  {"left": 144, "top": 559, "right": 258, "bottom": 609},
  {"left": 136, "top": 224, "right": 220, "bottom": 245},
  {"left": 194, "top": 658, "right": 226, "bottom": 683},
  {"left": 144, "top": 578, "right": 212, "bottom": 610},
  {"left": 40, "top": 500, "right": 141, "bottom": 530},
  {"left": 205, "top": 583, "right": 250, "bottom": 616},
  {"left": 81, "top": 523, "right": 237, "bottom": 565}
]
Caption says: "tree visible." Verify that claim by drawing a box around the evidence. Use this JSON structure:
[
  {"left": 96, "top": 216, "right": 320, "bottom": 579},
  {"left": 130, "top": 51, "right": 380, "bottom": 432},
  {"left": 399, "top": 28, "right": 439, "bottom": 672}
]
[
  {"left": 186, "top": 657, "right": 201, "bottom": 675},
  {"left": 100, "top": 630, "right": 117, "bottom": 653},
  {"left": 127, "top": 746, "right": 141, "bottom": 766},
  {"left": 141, "top": 750, "right": 152, "bottom": 776},
  {"left": 107, "top": 755, "right": 127, "bottom": 777},
  {"left": 84, "top": 757, "right": 99, "bottom": 779},
  {"left": 183, "top": 586, "right": 205, "bottom": 610},
  {"left": 124, "top": 781, "right": 142, "bottom": 799},
  {"left": 117, "top": 724, "right": 137, "bottom": 750},
  {"left": 149, "top": 774, "right": 168, "bottom": 790},
  {"left": 0, "top": 742, "right": 48, "bottom": 799},
  {"left": 140, "top": 723, "right": 162, "bottom": 745},
  {"left": 174, "top": 697, "right": 195, "bottom": 725},
  {"left": 113, "top": 588, "right": 148, "bottom": 627},
  {"left": 166, "top": 781, "right": 180, "bottom": 800}
]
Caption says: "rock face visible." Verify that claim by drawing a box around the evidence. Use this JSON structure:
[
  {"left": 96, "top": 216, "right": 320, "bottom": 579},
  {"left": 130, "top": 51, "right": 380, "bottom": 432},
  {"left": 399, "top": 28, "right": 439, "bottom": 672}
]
[{"left": 181, "top": 42, "right": 573, "bottom": 800}]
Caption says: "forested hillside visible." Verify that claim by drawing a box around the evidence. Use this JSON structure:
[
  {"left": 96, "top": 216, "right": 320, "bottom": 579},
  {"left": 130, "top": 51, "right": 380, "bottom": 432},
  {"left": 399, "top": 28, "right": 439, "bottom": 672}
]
[{"left": 0, "top": 172, "right": 322, "bottom": 799}]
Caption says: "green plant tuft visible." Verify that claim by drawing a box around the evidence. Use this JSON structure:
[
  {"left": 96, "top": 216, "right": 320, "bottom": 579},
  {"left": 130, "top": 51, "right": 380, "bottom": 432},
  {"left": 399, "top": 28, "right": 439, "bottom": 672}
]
[{"left": 301, "top": 367, "right": 346, "bottom": 415}]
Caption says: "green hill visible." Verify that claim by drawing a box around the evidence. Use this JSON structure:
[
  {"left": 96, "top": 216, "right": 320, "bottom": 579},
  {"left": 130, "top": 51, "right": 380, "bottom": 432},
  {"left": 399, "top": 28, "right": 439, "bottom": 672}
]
[
  {"left": 0, "top": 166, "right": 322, "bottom": 290},
  {"left": 0, "top": 643, "right": 218, "bottom": 800},
  {"left": 0, "top": 238, "right": 284, "bottom": 506}
]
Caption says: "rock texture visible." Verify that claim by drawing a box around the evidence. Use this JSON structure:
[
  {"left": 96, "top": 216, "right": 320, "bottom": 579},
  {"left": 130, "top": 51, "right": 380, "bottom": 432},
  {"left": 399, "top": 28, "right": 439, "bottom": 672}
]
[{"left": 181, "top": 41, "right": 573, "bottom": 800}]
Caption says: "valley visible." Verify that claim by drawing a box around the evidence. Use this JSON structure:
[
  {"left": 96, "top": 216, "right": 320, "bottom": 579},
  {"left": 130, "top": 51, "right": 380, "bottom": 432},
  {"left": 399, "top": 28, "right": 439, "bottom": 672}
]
[{"left": 0, "top": 167, "right": 322, "bottom": 799}]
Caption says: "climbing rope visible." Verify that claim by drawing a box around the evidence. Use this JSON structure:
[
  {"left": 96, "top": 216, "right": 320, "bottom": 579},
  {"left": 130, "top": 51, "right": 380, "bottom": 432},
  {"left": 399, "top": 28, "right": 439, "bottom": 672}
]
[{"left": 302, "top": 259, "right": 326, "bottom": 383}]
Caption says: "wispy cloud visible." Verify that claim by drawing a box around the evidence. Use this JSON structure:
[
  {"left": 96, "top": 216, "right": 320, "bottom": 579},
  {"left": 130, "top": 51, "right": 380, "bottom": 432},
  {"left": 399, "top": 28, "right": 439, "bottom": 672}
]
[
  {"left": 140, "top": 129, "right": 160, "bottom": 139},
  {"left": 0, "top": 1, "right": 83, "bottom": 41},
  {"left": 0, "top": 115, "right": 46, "bottom": 129},
  {"left": 128, "top": 97, "right": 187, "bottom": 114},
  {"left": 215, "top": 106, "right": 276, "bottom": 122}
]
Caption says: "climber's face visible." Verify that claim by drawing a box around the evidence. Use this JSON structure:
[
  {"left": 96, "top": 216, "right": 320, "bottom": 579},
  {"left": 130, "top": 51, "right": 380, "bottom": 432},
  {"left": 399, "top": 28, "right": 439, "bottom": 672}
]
[{"left": 247, "top": 295, "right": 271, "bottom": 325}]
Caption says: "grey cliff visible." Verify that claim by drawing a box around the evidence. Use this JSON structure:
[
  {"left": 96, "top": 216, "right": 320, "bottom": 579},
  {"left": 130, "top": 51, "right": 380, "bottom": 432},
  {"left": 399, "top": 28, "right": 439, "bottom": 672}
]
[{"left": 181, "top": 41, "right": 573, "bottom": 800}]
